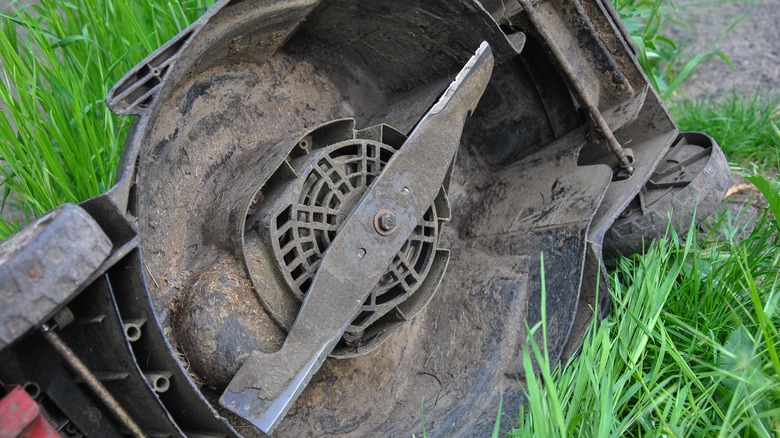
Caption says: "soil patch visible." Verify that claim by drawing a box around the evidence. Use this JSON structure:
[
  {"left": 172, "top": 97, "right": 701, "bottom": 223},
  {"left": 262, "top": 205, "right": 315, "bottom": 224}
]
[{"left": 669, "top": 0, "right": 780, "bottom": 100}]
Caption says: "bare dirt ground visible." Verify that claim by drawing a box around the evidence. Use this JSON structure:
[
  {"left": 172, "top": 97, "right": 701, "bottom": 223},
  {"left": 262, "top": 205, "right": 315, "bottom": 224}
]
[
  {"left": 666, "top": 1, "right": 779, "bottom": 233},
  {"left": 669, "top": 0, "right": 780, "bottom": 100}
]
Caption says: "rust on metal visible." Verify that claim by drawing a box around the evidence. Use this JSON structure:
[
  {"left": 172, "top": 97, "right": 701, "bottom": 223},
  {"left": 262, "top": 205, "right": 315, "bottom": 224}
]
[
  {"left": 517, "top": 0, "right": 636, "bottom": 176},
  {"left": 40, "top": 324, "right": 146, "bottom": 438}
]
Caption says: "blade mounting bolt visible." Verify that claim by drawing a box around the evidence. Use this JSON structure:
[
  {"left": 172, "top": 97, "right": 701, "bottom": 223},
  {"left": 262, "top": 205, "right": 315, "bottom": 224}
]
[{"left": 374, "top": 209, "right": 397, "bottom": 235}]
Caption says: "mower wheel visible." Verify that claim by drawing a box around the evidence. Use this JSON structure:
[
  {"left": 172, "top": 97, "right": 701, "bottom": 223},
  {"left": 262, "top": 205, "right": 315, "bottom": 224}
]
[{"left": 603, "top": 132, "right": 730, "bottom": 258}]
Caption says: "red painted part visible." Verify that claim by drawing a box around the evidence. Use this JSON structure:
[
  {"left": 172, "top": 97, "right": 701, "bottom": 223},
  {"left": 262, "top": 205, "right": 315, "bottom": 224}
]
[{"left": 0, "top": 386, "right": 58, "bottom": 438}]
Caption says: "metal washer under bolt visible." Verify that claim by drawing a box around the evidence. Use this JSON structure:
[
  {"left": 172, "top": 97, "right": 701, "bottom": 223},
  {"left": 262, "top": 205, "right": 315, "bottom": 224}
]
[{"left": 374, "top": 208, "right": 397, "bottom": 235}]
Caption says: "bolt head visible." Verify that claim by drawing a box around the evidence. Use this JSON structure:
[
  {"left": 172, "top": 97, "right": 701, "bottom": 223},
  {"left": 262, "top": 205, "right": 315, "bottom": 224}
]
[
  {"left": 374, "top": 209, "right": 397, "bottom": 235},
  {"left": 378, "top": 212, "right": 396, "bottom": 231}
]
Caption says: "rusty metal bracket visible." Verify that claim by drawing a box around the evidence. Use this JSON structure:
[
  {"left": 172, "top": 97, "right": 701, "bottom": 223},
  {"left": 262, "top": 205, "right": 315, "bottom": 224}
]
[
  {"left": 517, "top": 0, "right": 635, "bottom": 176},
  {"left": 40, "top": 323, "right": 145, "bottom": 437}
]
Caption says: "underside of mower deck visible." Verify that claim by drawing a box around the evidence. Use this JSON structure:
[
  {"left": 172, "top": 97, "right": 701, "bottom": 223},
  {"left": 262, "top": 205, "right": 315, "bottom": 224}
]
[{"left": 0, "top": 0, "right": 729, "bottom": 436}]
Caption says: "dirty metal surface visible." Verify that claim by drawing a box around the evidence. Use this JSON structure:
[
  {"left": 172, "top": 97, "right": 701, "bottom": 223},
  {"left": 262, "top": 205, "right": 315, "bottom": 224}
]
[
  {"left": 221, "top": 42, "right": 494, "bottom": 434},
  {"left": 0, "top": 0, "right": 711, "bottom": 433},
  {"left": 119, "top": 0, "right": 643, "bottom": 434},
  {"left": 91, "top": 0, "right": 679, "bottom": 435},
  {"left": 126, "top": 0, "right": 532, "bottom": 393},
  {"left": 256, "top": 125, "right": 613, "bottom": 437},
  {"left": 603, "top": 132, "right": 730, "bottom": 257},
  {"left": 517, "top": 0, "right": 635, "bottom": 175},
  {"left": 242, "top": 120, "right": 451, "bottom": 357},
  {"left": 0, "top": 205, "right": 111, "bottom": 350}
]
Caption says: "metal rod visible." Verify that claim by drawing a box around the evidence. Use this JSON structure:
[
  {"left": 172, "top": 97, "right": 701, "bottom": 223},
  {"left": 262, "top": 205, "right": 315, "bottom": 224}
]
[
  {"left": 517, "top": 0, "right": 635, "bottom": 176},
  {"left": 40, "top": 324, "right": 146, "bottom": 438}
]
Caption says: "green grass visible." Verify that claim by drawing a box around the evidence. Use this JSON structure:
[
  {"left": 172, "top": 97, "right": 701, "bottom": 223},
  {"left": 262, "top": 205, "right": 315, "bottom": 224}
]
[
  {"left": 672, "top": 92, "right": 780, "bottom": 167},
  {"left": 1, "top": 0, "right": 779, "bottom": 436},
  {"left": 612, "top": 0, "right": 682, "bottom": 96},
  {"left": 514, "top": 218, "right": 780, "bottom": 436},
  {"left": 510, "top": 1, "right": 780, "bottom": 436},
  {"left": 0, "top": 0, "right": 213, "bottom": 238},
  {"left": 612, "top": 0, "right": 758, "bottom": 100}
]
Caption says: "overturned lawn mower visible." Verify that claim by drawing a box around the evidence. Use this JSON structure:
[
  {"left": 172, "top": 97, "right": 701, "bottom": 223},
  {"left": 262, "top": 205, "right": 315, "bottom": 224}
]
[{"left": 0, "top": 0, "right": 730, "bottom": 436}]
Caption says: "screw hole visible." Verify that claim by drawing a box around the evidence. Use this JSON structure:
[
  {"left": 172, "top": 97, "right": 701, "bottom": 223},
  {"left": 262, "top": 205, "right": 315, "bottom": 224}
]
[
  {"left": 125, "top": 325, "right": 141, "bottom": 342},
  {"left": 155, "top": 376, "right": 170, "bottom": 393},
  {"left": 22, "top": 381, "right": 40, "bottom": 398}
]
